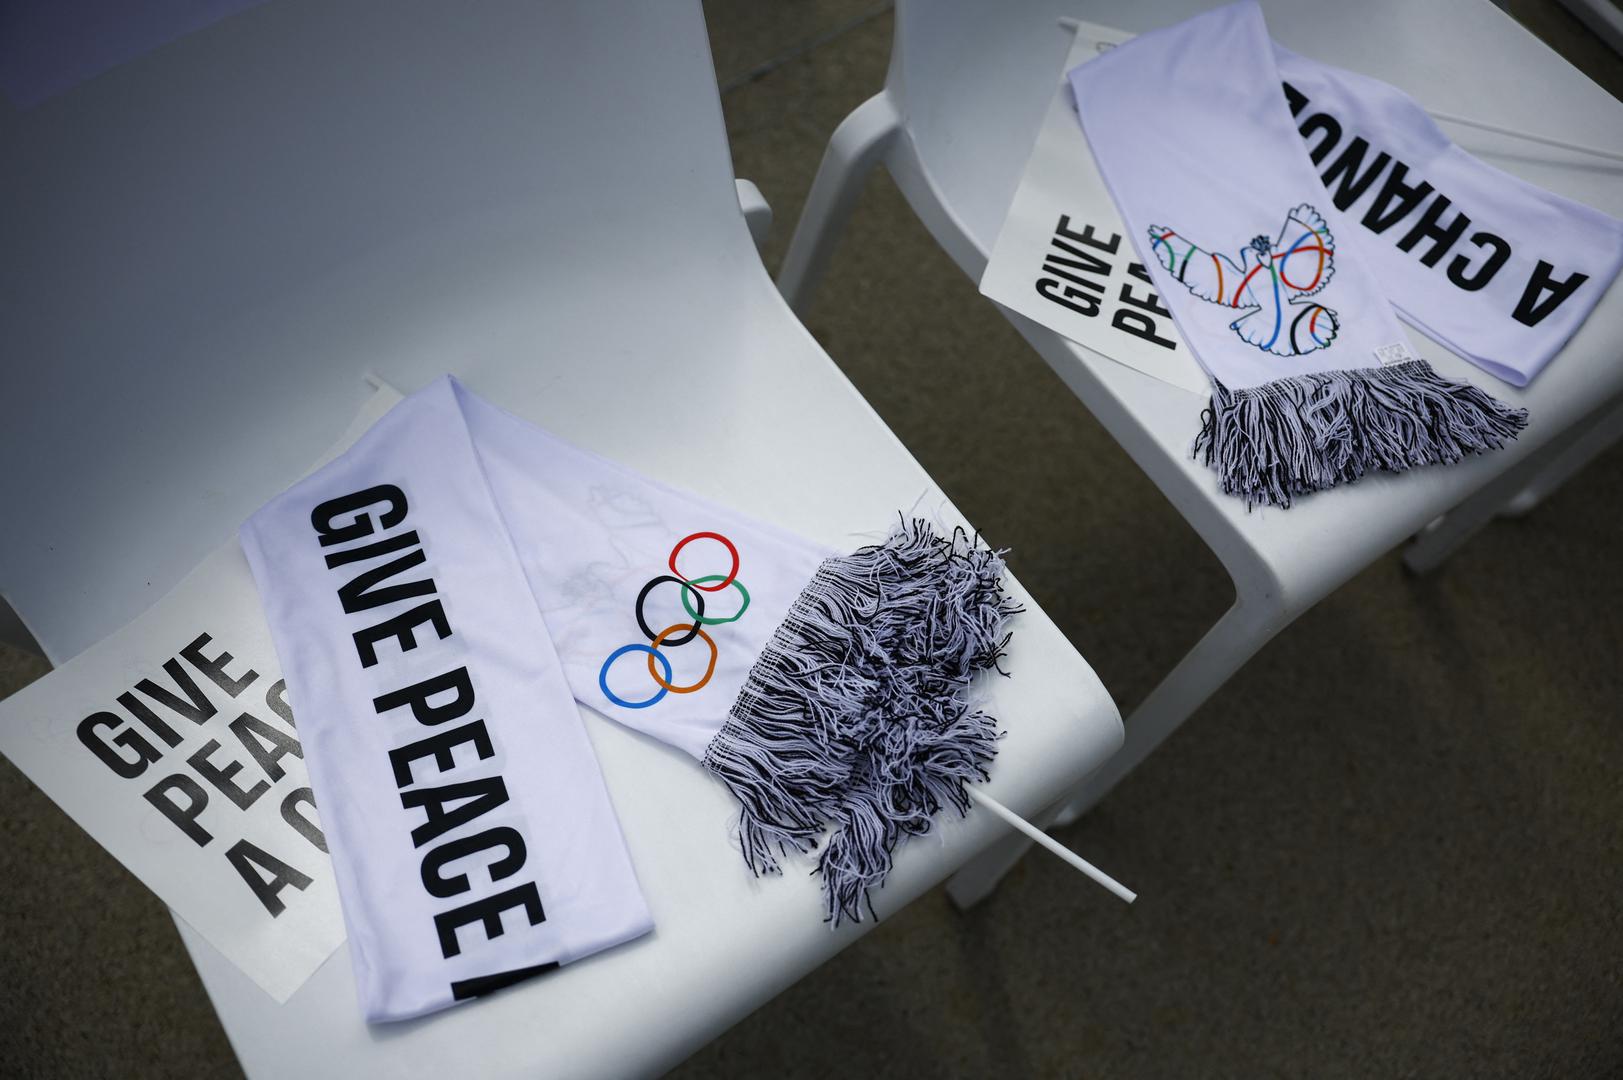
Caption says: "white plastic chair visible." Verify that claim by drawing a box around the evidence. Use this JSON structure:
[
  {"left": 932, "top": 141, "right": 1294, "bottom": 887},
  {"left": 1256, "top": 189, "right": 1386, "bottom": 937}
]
[
  {"left": 777, "top": 0, "right": 1623, "bottom": 904},
  {"left": 0, "top": 2, "right": 1122, "bottom": 1075}
]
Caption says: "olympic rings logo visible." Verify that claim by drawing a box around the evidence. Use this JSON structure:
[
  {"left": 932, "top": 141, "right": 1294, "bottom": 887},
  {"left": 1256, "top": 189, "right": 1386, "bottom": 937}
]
[{"left": 598, "top": 532, "right": 750, "bottom": 710}]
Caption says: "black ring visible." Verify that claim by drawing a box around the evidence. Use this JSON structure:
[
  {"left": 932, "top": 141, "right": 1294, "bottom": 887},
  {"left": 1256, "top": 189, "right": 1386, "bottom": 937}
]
[{"left": 635, "top": 576, "right": 704, "bottom": 646}]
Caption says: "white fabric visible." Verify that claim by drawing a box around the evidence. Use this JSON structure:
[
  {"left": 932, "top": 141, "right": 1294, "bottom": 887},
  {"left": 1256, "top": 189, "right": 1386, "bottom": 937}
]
[
  {"left": 457, "top": 386, "right": 830, "bottom": 757},
  {"left": 240, "top": 376, "right": 827, "bottom": 1021},
  {"left": 1069, "top": 0, "right": 1622, "bottom": 391},
  {"left": 1273, "top": 44, "right": 1623, "bottom": 387},
  {"left": 1069, "top": 1, "right": 1415, "bottom": 392}
]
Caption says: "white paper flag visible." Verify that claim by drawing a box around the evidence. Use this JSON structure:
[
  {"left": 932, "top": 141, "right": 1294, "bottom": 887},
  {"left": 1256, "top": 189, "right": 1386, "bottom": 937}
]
[
  {"left": 239, "top": 376, "right": 1019, "bottom": 1021},
  {"left": 981, "top": 22, "right": 1208, "bottom": 396},
  {"left": 0, "top": 385, "right": 409, "bottom": 1002}
]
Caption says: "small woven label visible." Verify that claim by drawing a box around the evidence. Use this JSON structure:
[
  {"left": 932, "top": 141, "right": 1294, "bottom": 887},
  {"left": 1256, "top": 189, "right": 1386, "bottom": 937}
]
[{"left": 1374, "top": 342, "right": 1417, "bottom": 367}]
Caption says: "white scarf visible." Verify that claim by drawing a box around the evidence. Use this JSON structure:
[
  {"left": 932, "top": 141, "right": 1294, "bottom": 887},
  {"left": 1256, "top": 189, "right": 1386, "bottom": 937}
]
[
  {"left": 241, "top": 377, "right": 1015, "bottom": 1020},
  {"left": 1274, "top": 44, "right": 1623, "bottom": 388},
  {"left": 1067, "top": 1, "right": 1601, "bottom": 507}
]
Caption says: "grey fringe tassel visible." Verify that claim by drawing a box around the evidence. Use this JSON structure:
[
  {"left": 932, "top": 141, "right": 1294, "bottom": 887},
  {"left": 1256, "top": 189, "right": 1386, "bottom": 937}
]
[
  {"left": 1192, "top": 358, "right": 1529, "bottom": 509},
  {"left": 700, "top": 519, "right": 1020, "bottom": 926}
]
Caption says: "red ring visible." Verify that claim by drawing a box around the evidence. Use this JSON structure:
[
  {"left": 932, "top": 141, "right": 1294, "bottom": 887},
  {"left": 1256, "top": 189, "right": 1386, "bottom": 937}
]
[
  {"left": 1278, "top": 239, "right": 1328, "bottom": 292},
  {"left": 669, "top": 532, "right": 738, "bottom": 591}
]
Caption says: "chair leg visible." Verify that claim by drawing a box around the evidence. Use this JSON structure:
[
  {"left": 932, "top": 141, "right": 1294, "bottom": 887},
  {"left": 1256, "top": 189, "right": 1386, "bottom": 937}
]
[
  {"left": 1054, "top": 598, "right": 1276, "bottom": 826},
  {"left": 1403, "top": 389, "right": 1623, "bottom": 575},
  {"left": 776, "top": 92, "right": 900, "bottom": 315},
  {"left": 947, "top": 597, "right": 1278, "bottom": 908}
]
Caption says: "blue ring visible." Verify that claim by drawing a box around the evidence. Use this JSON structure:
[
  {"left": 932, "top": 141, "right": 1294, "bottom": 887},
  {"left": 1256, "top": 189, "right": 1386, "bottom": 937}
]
[{"left": 600, "top": 644, "right": 673, "bottom": 709}]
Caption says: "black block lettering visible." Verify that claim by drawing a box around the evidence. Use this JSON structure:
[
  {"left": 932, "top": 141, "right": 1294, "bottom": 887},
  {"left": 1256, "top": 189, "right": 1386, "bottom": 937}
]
[
  {"left": 450, "top": 961, "right": 558, "bottom": 1001},
  {"left": 188, "top": 739, "right": 270, "bottom": 810},
  {"left": 434, "top": 881, "right": 545, "bottom": 959},
  {"left": 226, "top": 839, "right": 313, "bottom": 917},
  {"left": 281, "top": 787, "right": 327, "bottom": 853},
  {"left": 77, "top": 712, "right": 161, "bottom": 779},
  {"left": 116, "top": 690, "right": 182, "bottom": 749},
  {"left": 421, "top": 826, "right": 528, "bottom": 899},
  {"left": 1320, "top": 138, "right": 1392, "bottom": 212},
  {"left": 374, "top": 666, "right": 476, "bottom": 727},
  {"left": 337, "top": 549, "right": 435, "bottom": 614},
  {"left": 1513, "top": 260, "right": 1590, "bottom": 327},
  {"left": 1281, "top": 81, "right": 1309, "bottom": 116},
  {"left": 1113, "top": 284, "right": 1178, "bottom": 350},
  {"left": 181, "top": 633, "right": 258, "bottom": 699},
  {"left": 312, "top": 485, "right": 407, "bottom": 547},
  {"left": 1040, "top": 261, "right": 1106, "bottom": 293},
  {"left": 1396, "top": 194, "right": 1471, "bottom": 268},
  {"left": 229, "top": 712, "right": 303, "bottom": 782},
  {"left": 1298, "top": 112, "right": 1342, "bottom": 165},
  {"left": 1055, "top": 216, "right": 1119, "bottom": 253},
  {"left": 390, "top": 719, "right": 495, "bottom": 788},
  {"left": 135, "top": 657, "right": 217, "bottom": 725},
  {"left": 324, "top": 529, "right": 422, "bottom": 570},
  {"left": 144, "top": 774, "right": 213, "bottom": 846},
  {"left": 401, "top": 776, "right": 510, "bottom": 848},
  {"left": 1036, "top": 277, "right": 1101, "bottom": 317},
  {"left": 1045, "top": 241, "right": 1112, "bottom": 278},
  {"left": 354, "top": 601, "right": 451, "bottom": 668},
  {"left": 1361, "top": 162, "right": 1434, "bottom": 234},
  {"left": 265, "top": 678, "right": 296, "bottom": 728},
  {"left": 1118, "top": 281, "right": 1171, "bottom": 318},
  {"left": 1446, "top": 231, "right": 1512, "bottom": 292}
]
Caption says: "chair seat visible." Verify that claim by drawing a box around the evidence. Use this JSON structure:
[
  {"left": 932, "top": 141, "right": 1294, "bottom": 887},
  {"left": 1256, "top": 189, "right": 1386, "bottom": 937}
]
[
  {"left": 891, "top": 0, "right": 1623, "bottom": 614},
  {"left": 175, "top": 390, "right": 1118, "bottom": 1080},
  {"left": 0, "top": 2, "right": 1121, "bottom": 1075}
]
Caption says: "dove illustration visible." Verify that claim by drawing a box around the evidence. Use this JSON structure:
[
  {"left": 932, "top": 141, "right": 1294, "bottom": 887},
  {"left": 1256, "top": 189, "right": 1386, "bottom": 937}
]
[{"left": 1149, "top": 203, "right": 1339, "bottom": 357}]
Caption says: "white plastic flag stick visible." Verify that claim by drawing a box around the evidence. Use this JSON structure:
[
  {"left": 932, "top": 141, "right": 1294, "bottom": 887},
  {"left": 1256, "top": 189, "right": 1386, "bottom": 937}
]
[
  {"left": 1056, "top": 16, "right": 1623, "bottom": 166},
  {"left": 1425, "top": 109, "right": 1623, "bottom": 166},
  {"left": 968, "top": 788, "right": 1137, "bottom": 903}
]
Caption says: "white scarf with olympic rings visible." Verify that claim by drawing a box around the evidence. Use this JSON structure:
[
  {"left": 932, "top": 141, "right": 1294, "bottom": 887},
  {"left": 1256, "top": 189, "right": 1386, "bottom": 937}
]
[{"left": 241, "top": 376, "right": 1016, "bottom": 1021}]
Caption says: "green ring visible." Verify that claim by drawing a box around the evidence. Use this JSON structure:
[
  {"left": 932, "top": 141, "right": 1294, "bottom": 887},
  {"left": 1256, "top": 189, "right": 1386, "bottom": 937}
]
[{"left": 680, "top": 575, "right": 749, "bottom": 624}]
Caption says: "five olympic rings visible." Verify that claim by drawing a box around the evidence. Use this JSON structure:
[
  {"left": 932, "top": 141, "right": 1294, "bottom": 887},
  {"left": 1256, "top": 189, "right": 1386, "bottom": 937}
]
[{"left": 598, "top": 532, "right": 749, "bottom": 710}]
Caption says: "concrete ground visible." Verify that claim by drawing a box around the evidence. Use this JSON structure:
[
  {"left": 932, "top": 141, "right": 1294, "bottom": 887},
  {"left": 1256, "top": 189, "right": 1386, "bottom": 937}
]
[{"left": 3, "top": 3, "right": 1621, "bottom": 1076}]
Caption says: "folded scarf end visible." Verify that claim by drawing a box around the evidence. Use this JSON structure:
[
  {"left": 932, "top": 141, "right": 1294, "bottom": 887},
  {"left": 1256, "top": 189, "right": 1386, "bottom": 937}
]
[
  {"left": 1193, "top": 359, "right": 1529, "bottom": 509},
  {"left": 701, "top": 520, "right": 1017, "bottom": 926}
]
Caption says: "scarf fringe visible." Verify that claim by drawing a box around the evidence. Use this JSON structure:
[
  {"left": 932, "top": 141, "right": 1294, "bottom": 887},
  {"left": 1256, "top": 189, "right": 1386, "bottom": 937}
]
[
  {"left": 1192, "top": 358, "right": 1529, "bottom": 509},
  {"left": 700, "top": 519, "right": 1020, "bottom": 926}
]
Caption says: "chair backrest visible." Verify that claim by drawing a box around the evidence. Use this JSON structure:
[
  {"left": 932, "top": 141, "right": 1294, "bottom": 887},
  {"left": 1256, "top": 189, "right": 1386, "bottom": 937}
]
[
  {"left": 891, "top": 0, "right": 1086, "bottom": 256},
  {"left": 0, "top": 0, "right": 759, "bottom": 660}
]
